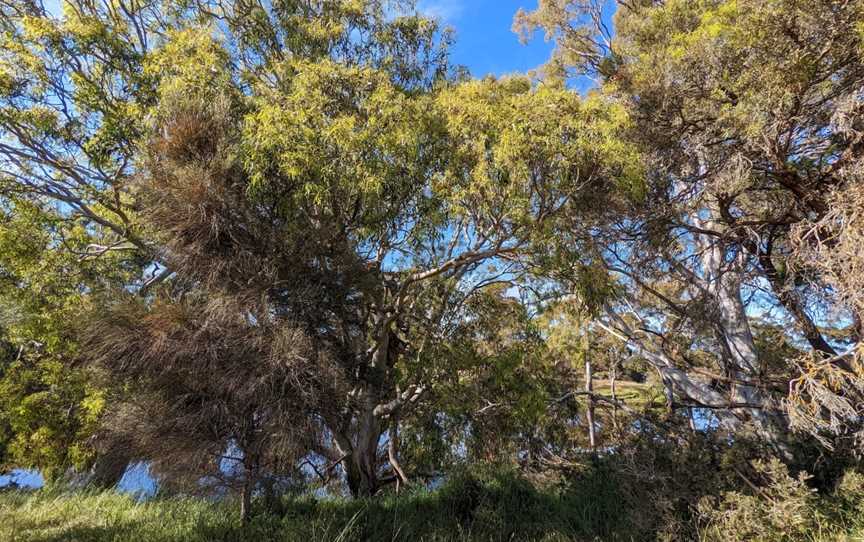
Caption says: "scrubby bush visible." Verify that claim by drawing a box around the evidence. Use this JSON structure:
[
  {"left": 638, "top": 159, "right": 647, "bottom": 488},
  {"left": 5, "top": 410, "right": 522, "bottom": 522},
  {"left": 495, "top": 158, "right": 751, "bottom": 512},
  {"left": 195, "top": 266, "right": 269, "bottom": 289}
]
[
  {"left": 697, "top": 459, "right": 822, "bottom": 542},
  {"left": 696, "top": 459, "right": 864, "bottom": 542}
]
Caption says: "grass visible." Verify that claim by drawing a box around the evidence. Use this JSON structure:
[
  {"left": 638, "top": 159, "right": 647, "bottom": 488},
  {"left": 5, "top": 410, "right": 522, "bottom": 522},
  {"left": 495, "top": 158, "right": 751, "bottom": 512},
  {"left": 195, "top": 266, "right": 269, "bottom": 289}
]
[
  {"left": 589, "top": 379, "right": 663, "bottom": 408},
  {"left": 0, "top": 467, "right": 649, "bottom": 542},
  {"left": 2, "top": 465, "right": 864, "bottom": 542}
]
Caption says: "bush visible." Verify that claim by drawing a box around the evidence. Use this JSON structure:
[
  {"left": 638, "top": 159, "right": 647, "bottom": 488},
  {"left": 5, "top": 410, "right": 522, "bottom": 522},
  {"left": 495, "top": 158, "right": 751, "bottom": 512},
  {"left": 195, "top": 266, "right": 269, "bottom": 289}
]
[
  {"left": 697, "top": 459, "right": 821, "bottom": 542},
  {"left": 696, "top": 459, "right": 864, "bottom": 542}
]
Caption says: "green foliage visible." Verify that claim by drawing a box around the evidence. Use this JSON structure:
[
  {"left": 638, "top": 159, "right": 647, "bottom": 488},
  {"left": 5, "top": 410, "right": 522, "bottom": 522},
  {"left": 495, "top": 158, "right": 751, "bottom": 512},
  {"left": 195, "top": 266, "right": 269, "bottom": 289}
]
[
  {"left": 0, "top": 198, "right": 139, "bottom": 480},
  {"left": 242, "top": 58, "right": 444, "bottom": 238},
  {"left": 436, "top": 78, "right": 643, "bottom": 229},
  {"left": 0, "top": 352, "right": 104, "bottom": 481},
  {"left": 408, "top": 285, "right": 569, "bottom": 465}
]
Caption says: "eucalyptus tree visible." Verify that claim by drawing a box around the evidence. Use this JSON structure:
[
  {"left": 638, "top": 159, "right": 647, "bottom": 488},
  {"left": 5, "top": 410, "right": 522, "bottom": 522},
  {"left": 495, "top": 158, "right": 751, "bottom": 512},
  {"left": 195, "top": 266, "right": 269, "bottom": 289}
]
[
  {"left": 0, "top": 0, "right": 641, "bottom": 499},
  {"left": 517, "top": 0, "right": 864, "bottom": 454},
  {"left": 116, "top": 71, "right": 637, "bottom": 499}
]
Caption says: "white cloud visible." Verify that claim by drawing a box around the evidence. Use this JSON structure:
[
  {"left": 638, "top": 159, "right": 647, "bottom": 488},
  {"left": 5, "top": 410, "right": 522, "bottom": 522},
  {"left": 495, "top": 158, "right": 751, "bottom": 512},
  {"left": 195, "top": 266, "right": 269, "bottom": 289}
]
[{"left": 417, "top": 0, "right": 465, "bottom": 23}]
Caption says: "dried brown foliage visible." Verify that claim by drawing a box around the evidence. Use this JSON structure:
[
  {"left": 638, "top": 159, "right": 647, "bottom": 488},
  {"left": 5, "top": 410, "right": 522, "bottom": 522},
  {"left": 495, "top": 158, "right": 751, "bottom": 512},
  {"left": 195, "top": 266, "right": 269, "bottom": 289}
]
[
  {"left": 140, "top": 95, "right": 374, "bottom": 306},
  {"left": 793, "top": 181, "right": 864, "bottom": 321},
  {"left": 83, "top": 95, "right": 364, "bottom": 495},
  {"left": 788, "top": 351, "right": 864, "bottom": 450},
  {"left": 86, "top": 291, "right": 341, "bottom": 491}
]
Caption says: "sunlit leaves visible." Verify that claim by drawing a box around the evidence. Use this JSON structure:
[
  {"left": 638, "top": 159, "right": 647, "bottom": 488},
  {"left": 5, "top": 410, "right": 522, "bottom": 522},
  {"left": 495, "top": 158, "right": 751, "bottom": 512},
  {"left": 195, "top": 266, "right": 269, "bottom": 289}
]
[{"left": 436, "top": 77, "right": 643, "bottom": 233}]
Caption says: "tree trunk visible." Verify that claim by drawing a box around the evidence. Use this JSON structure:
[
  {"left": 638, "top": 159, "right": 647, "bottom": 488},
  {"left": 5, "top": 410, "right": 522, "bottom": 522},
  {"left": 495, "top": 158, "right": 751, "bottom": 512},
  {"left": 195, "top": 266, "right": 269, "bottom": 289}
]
[
  {"left": 610, "top": 364, "right": 618, "bottom": 431},
  {"left": 342, "top": 444, "right": 380, "bottom": 498},
  {"left": 696, "top": 215, "right": 792, "bottom": 457},
  {"left": 388, "top": 419, "right": 409, "bottom": 492},
  {"left": 87, "top": 443, "right": 132, "bottom": 489},
  {"left": 240, "top": 477, "right": 253, "bottom": 524},
  {"left": 713, "top": 261, "right": 789, "bottom": 450},
  {"left": 585, "top": 358, "right": 596, "bottom": 451},
  {"left": 335, "top": 389, "right": 383, "bottom": 498},
  {"left": 239, "top": 421, "right": 259, "bottom": 524}
]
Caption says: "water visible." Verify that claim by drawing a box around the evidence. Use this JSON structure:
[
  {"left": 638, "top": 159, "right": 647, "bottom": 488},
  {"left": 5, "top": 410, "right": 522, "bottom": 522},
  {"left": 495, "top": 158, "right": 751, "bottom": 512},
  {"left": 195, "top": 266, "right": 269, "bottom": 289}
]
[
  {"left": 0, "top": 464, "right": 157, "bottom": 497},
  {"left": 0, "top": 469, "right": 44, "bottom": 489}
]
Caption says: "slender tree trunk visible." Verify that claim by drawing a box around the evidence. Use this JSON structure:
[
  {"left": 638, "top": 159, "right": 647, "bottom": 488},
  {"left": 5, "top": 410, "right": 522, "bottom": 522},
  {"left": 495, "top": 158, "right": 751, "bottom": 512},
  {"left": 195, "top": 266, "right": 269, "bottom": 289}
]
[
  {"left": 388, "top": 419, "right": 409, "bottom": 493},
  {"left": 610, "top": 364, "right": 618, "bottom": 431},
  {"left": 663, "top": 377, "right": 675, "bottom": 414},
  {"left": 240, "top": 477, "right": 253, "bottom": 524},
  {"left": 585, "top": 358, "right": 596, "bottom": 451},
  {"left": 337, "top": 317, "right": 406, "bottom": 498},
  {"left": 239, "top": 419, "right": 259, "bottom": 524},
  {"left": 714, "top": 263, "right": 789, "bottom": 450}
]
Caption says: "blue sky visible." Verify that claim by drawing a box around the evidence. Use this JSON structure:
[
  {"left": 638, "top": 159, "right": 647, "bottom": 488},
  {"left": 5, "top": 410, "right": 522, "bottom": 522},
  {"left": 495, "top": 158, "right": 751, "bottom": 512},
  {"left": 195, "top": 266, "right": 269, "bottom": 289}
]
[{"left": 418, "top": 1, "right": 555, "bottom": 77}]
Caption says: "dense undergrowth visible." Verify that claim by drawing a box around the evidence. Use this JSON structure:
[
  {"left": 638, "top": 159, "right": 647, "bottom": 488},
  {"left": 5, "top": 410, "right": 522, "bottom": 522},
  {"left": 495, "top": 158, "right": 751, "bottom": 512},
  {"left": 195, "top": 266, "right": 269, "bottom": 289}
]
[{"left": 3, "top": 458, "right": 864, "bottom": 542}]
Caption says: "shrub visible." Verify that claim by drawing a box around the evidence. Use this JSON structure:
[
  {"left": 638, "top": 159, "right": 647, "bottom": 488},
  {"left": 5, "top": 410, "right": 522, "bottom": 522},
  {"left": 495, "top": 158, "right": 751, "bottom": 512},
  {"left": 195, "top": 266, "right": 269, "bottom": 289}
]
[{"left": 696, "top": 459, "right": 838, "bottom": 542}]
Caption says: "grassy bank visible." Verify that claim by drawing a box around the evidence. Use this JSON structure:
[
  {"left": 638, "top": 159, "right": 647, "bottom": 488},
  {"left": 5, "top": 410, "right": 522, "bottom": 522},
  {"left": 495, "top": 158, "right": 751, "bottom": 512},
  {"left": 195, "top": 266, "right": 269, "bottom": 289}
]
[{"left": 2, "top": 466, "right": 864, "bottom": 542}]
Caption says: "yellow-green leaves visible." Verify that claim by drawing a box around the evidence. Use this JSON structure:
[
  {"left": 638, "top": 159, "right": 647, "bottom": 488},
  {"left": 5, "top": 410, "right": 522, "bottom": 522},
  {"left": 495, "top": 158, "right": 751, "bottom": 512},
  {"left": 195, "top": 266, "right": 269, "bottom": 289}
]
[
  {"left": 145, "top": 27, "right": 232, "bottom": 104},
  {"left": 436, "top": 77, "right": 643, "bottom": 230},
  {"left": 242, "top": 60, "right": 440, "bottom": 239},
  {"left": 240, "top": 65, "right": 641, "bottom": 250},
  {"left": 0, "top": 354, "right": 100, "bottom": 480},
  {"left": 0, "top": 196, "right": 139, "bottom": 480},
  {"left": 615, "top": 0, "right": 864, "bottom": 145},
  {"left": 666, "top": 0, "right": 740, "bottom": 60}
]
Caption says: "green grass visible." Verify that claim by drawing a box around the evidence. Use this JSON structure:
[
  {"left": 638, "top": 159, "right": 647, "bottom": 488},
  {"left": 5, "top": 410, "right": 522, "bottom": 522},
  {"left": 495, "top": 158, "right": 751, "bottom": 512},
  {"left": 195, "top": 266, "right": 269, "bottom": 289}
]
[
  {"left": 2, "top": 466, "right": 864, "bottom": 542},
  {"left": 590, "top": 379, "right": 663, "bottom": 408},
  {"left": 0, "top": 468, "right": 649, "bottom": 542}
]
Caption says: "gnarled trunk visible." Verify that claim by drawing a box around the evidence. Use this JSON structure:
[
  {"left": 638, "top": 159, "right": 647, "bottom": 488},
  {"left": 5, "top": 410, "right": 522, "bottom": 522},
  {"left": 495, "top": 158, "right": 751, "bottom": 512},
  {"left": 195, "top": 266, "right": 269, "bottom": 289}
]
[
  {"left": 697, "top": 215, "right": 792, "bottom": 455},
  {"left": 335, "top": 399, "right": 383, "bottom": 498}
]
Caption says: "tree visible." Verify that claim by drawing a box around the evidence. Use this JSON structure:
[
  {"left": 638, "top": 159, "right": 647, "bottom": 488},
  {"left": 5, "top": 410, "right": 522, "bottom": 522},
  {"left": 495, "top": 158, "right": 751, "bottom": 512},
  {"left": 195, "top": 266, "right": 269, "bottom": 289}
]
[
  {"left": 0, "top": 0, "right": 451, "bottom": 498},
  {"left": 6, "top": 0, "right": 638, "bottom": 503},
  {"left": 516, "top": 0, "right": 864, "bottom": 457}
]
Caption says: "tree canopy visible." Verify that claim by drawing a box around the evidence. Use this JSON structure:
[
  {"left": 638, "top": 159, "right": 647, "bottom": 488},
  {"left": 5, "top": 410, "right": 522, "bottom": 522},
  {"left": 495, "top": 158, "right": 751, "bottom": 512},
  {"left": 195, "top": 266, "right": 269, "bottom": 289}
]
[{"left": 1, "top": 0, "right": 863, "bottom": 530}]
